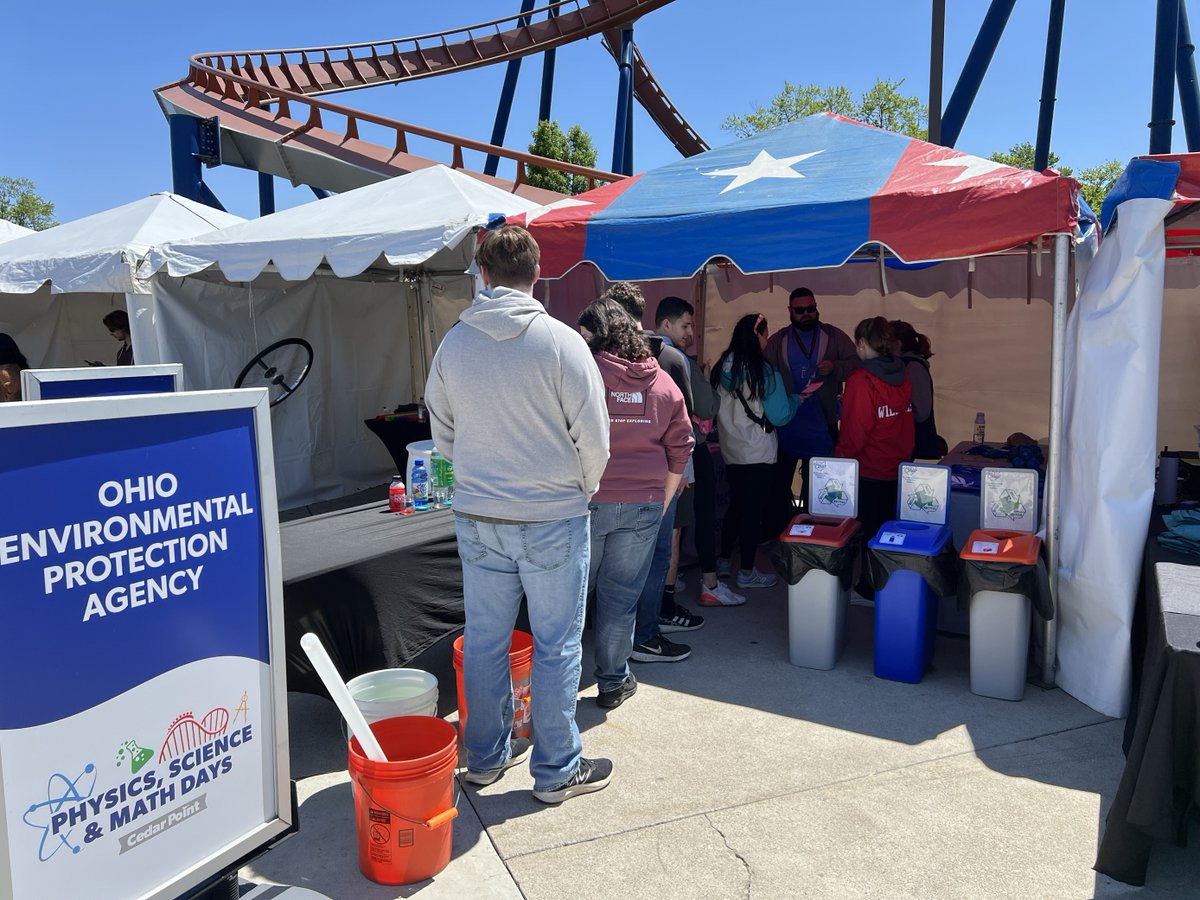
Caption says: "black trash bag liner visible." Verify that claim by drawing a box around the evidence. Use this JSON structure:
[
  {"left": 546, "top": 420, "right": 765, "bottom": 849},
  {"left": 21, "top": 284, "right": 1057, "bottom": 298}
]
[
  {"left": 959, "top": 555, "right": 1053, "bottom": 620},
  {"left": 770, "top": 528, "right": 864, "bottom": 590},
  {"left": 866, "top": 538, "right": 960, "bottom": 597}
]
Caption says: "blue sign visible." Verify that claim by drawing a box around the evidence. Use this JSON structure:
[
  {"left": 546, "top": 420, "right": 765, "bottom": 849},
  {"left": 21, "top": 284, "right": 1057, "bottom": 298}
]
[{"left": 0, "top": 389, "right": 291, "bottom": 900}]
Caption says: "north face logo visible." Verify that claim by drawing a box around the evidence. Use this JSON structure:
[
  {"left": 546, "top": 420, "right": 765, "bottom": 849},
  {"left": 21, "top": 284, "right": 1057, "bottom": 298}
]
[{"left": 611, "top": 391, "right": 644, "bottom": 404}]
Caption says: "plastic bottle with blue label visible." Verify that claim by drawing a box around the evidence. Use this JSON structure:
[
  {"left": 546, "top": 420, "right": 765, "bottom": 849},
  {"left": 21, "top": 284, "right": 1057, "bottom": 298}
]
[{"left": 411, "top": 460, "right": 430, "bottom": 511}]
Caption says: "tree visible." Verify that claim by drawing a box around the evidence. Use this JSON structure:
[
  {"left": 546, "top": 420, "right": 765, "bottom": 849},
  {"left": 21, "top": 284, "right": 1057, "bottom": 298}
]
[
  {"left": 1076, "top": 160, "right": 1124, "bottom": 214},
  {"left": 989, "top": 142, "right": 1072, "bottom": 177},
  {"left": 526, "top": 120, "right": 600, "bottom": 195},
  {"left": 722, "top": 78, "right": 927, "bottom": 139},
  {"left": 0, "top": 176, "right": 56, "bottom": 230}
]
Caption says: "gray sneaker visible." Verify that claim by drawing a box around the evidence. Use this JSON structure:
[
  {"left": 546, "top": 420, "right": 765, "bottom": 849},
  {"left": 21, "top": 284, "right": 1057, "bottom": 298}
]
[
  {"left": 532, "top": 757, "right": 613, "bottom": 804},
  {"left": 463, "top": 737, "right": 532, "bottom": 786}
]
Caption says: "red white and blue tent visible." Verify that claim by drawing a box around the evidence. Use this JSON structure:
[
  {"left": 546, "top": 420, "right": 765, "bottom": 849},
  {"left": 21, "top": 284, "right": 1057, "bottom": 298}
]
[{"left": 510, "top": 113, "right": 1079, "bottom": 280}]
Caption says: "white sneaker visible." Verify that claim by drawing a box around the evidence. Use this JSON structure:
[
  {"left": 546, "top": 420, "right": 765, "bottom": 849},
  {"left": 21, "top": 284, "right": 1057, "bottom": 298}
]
[
  {"left": 698, "top": 581, "right": 746, "bottom": 607},
  {"left": 736, "top": 568, "right": 778, "bottom": 589}
]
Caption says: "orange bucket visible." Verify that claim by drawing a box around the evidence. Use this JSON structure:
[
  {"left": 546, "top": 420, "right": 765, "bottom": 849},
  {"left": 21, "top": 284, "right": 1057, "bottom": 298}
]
[
  {"left": 452, "top": 629, "right": 534, "bottom": 741},
  {"left": 347, "top": 716, "right": 459, "bottom": 885}
]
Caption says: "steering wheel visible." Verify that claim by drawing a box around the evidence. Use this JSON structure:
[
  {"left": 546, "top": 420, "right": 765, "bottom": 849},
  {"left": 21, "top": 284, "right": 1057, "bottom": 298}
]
[{"left": 235, "top": 338, "right": 314, "bottom": 407}]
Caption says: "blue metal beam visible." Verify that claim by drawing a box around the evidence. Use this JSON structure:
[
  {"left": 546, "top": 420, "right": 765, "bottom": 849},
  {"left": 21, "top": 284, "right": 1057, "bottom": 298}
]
[
  {"left": 309, "top": 186, "right": 331, "bottom": 200},
  {"left": 486, "top": 0, "right": 537, "bottom": 176},
  {"left": 168, "top": 114, "right": 226, "bottom": 212},
  {"left": 1034, "top": 0, "right": 1067, "bottom": 171},
  {"left": 1177, "top": 2, "right": 1200, "bottom": 150},
  {"left": 939, "top": 0, "right": 1017, "bottom": 148},
  {"left": 258, "top": 173, "right": 276, "bottom": 216},
  {"left": 1151, "top": 0, "right": 1181, "bottom": 153},
  {"left": 928, "top": 0, "right": 945, "bottom": 145},
  {"left": 612, "top": 25, "right": 635, "bottom": 175},
  {"left": 538, "top": 4, "right": 559, "bottom": 122}
]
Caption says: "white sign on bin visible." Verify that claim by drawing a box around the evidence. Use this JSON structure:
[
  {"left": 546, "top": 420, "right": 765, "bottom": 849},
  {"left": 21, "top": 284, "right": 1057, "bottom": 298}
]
[
  {"left": 981, "top": 467, "right": 1039, "bottom": 533},
  {"left": 789, "top": 523, "right": 815, "bottom": 537},
  {"left": 808, "top": 457, "right": 858, "bottom": 519},
  {"left": 898, "top": 463, "right": 951, "bottom": 526}
]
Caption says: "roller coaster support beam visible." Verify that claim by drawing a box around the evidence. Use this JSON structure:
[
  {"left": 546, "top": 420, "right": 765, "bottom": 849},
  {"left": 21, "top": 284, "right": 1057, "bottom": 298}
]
[
  {"left": 258, "top": 173, "right": 276, "bottom": 216},
  {"left": 168, "top": 115, "right": 227, "bottom": 212},
  {"left": 612, "top": 24, "right": 636, "bottom": 175},
  {"left": 939, "top": 0, "right": 1016, "bottom": 148},
  {"left": 539, "top": 3, "right": 560, "bottom": 121},
  {"left": 1177, "top": 2, "right": 1200, "bottom": 150},
  {"left": 1034, "top": 0, "right": 1066, "bottom": 172},
  {"left": 486, "top": 0, "right": 538, "bottom": 176},
  {"left": 310, "top": 187, "right": 332, "bottom": 200},
  {"left": 1151, "top": 0, "right": 1181, "bottom": 153},
  {"left": 928, "top": 0, "right": 945, "bottom": 145}
]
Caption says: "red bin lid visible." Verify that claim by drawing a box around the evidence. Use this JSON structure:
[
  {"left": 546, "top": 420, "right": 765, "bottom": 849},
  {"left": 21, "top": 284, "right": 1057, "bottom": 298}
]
[
  {"left": 960, "top": 529, "right": 1042, "bottom": 564},
  {"left": 779, "top": 513, "right": 861, "bottom": 548}
]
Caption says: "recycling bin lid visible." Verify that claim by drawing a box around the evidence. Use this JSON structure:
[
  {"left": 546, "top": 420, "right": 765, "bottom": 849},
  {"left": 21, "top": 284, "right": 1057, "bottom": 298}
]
[
  {"left": 960, "top": 529, "right": 1042, "bottom": 564},
  {"left": 779, "top": 513, "right": 861, "bottom": 548},
  {"left": 868, "top": 520, "right": 952, "bottom": 556}
]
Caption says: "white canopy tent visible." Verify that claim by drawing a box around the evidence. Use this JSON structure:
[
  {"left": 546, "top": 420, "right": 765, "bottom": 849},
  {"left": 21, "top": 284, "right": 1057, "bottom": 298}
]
[
  {"left": 0, "top": 220, "right": 33, "bottom": 244},
  {"left": 0, "top": 194, "right": 243, "bottom": 369},
  {"left": 139, "top": 165, "right": 540, "bottom": 509}
]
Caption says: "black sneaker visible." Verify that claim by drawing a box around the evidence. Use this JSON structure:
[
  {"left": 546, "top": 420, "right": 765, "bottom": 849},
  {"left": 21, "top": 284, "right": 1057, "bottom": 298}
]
[
  {"left": 658, "top": 605, "right": 704, "bottom": 633},
  {"left": 596, "top": 673, "right": 638, "bottom": 709},
  {"left": 630, "top": 635, "right": 691, "bottom": 663},
  {"left": 463, "top": 736, "right": 532, "bottom": 786},
  {"left": 532, "top": 757, "right": 613, "bottom": 804}
]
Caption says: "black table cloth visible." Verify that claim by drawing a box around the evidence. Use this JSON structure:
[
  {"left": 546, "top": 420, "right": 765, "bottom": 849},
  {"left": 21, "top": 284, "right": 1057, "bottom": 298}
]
[
  {"left": 363, "top": 416, "right": 433, "bottom": 478},
  {"left": 279, "top": 502, "right": 463, "bottom": 695},
  {"left": 1094, "top": 513, "right": 1200, "bottom": 885}
]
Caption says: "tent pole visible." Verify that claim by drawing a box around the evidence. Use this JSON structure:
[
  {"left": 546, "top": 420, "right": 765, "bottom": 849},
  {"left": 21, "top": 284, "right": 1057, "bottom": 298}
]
[{"left": 1044, "top": 232, "right": 1069, "bottom": 687}]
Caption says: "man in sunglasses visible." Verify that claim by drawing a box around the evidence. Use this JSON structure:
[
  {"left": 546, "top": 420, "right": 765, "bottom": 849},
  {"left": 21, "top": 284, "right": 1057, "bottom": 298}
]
[{"left": 763, "top": 287, "right": 859, "bottom": 533}]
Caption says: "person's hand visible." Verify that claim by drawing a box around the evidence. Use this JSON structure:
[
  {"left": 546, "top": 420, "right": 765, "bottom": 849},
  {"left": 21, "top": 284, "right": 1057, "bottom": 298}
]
[{"left": 817, "top": 359, "right": 834, "bottom": 376}]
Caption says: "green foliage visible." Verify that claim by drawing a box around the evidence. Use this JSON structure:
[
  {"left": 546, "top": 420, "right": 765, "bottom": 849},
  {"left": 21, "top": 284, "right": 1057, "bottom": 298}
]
[
  {"left": 527, "top": 120, "right": 601, "bottom": 195},
  {"left": 0, "top": 176, "right": 56, "bottom": 230},
  {"left": 1076, "top": 160, "right": 1124, "bottom": 214},
  {"left": 722, "top": 78, "right": 927, "bottom": 139}
]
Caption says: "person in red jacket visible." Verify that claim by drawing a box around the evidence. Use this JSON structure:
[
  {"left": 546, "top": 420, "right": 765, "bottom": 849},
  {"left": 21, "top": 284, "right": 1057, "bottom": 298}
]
[{"left": 835, "top": 317, "right": 915, "bottom": 542}]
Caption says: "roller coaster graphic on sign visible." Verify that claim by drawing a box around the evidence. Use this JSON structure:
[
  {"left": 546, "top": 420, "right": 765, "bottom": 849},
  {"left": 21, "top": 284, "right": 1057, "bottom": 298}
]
[
  {"left": 158, "top": 707, "right": 231, "bottom": 763},
  {"left": 155, "top": 0, "right": 704, "bottom": 200}
]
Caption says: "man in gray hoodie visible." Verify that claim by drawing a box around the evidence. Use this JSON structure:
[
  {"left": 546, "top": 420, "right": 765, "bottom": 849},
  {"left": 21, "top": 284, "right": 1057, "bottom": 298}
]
[{"left": 426, "top": 225, "right": 613, "bottom": 805}]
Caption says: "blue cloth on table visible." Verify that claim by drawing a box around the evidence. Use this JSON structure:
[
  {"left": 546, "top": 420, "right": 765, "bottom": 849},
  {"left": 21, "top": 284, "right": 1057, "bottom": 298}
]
[{"left": 1157, "top": 509, "right": 1200, "bottom": 557}]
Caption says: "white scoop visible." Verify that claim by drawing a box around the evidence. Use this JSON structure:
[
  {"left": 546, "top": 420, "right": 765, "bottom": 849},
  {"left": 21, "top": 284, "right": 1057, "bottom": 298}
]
[{"left": 300, "top": 632, "right": 388, "bottom": 762}]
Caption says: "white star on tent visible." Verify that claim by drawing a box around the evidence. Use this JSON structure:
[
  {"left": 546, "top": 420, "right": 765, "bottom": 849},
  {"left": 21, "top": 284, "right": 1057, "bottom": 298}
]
[
  {"left": 923, "top": 155, "right": 1013, "bottom": 184},
  {"left": 523, "top": 196, "right": 593, "bottom": 227},
  {"left": 703, "top": 149, "right": 824, "bottom": 194}
]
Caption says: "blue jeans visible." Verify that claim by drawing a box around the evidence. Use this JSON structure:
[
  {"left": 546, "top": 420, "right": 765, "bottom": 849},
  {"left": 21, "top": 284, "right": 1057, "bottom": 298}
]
[
  {"left": 454, "top": 514, "right": 590, "bottom": 791},
  {"left": 634, "top": 492, "right": 680, "bottom": 645},
  {"left": 588, "top": 500, "right": 662, "bottom": 691}
]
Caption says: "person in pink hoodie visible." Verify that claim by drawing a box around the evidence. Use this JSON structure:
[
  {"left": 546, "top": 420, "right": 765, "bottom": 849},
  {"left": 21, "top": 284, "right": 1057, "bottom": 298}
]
[{"left": 578, "top": 298, "right": 694, "bottom": 710}]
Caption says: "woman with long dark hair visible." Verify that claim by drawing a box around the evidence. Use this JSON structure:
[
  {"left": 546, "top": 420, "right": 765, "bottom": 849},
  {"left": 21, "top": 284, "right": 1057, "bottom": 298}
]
[
  {"left": 711, "top": 313, "right": 799, "bottom": 592},
  {"left": 890, "top": 320, "right": 942, "bottom": 459},
  {"left": 835, "top": 317, "right": 915, "bottom": 541},
  {"left": 578, "top": 298, "right": 694, "bottom": 708}
]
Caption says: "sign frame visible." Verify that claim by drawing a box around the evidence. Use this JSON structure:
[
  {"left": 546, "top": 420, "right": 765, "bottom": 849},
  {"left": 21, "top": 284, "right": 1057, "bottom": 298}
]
[
  {"left": 0, "top": 388, "right": 292, "bottom": 900},
  {"left": 807, "top": 457, "right": 859, "bottom": 520},
  {"left": 21, "top": 364, "right": 185, "bottom": 401},
  {"left": 981, "top": 466, "right": 1039, "bottom": 533},
  {"left": 897, "top": 462, "right": 952, "bottom": 526}
]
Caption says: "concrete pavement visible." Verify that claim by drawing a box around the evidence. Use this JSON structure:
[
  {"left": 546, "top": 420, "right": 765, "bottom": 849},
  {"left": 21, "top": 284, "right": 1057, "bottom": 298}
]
[{"left": 242, "top": 578, "right": 1198, "bottom": 898}]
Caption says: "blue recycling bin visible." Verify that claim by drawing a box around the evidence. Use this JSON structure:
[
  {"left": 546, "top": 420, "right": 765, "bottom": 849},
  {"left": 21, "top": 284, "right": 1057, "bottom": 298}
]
[{"left": 868, "top": 521, "right": 953, "bottom": 683}]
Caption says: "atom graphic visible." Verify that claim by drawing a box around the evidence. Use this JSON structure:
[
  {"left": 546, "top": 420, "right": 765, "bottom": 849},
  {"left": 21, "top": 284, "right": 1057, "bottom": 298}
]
[{"left": 22, "top": 764, "right": 98, "bottom": 861}]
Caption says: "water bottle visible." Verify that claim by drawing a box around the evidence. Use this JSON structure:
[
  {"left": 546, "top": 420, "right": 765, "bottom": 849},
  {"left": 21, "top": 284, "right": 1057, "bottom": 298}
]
[
  {"left": 388, "top": 476, "right": 413, "bottom": 515},
  {"left": 411, "top": 460, "right": 430, "bottom": 511},
  {"left": 430, "top": 449, "right": 446, "bottom": 509},
  {"left": 973, "top": 411, "right": 986, "bottom": 444},
  {"left": 441, "top": 455, "right": 454, "bottom": 507}
]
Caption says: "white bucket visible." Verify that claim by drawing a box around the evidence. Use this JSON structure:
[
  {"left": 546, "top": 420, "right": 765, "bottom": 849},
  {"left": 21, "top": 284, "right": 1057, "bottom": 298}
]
[
  {"left": 406, "top": 439, "right": 436, "bottom": 495},
  {"left": 347, "top": 669, "right": 439, "bottom": 725}
]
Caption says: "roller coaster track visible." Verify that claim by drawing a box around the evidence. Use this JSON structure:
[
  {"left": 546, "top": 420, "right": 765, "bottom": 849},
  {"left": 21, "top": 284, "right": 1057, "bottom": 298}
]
[{"left": 156, "top": 0, "right": 707, "bottom": 202}]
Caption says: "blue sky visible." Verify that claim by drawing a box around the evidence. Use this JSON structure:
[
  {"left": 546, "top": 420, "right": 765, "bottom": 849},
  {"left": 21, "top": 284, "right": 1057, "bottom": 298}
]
[{"left": 1, "top": 1, "right": 1186, "bottom": 223}]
